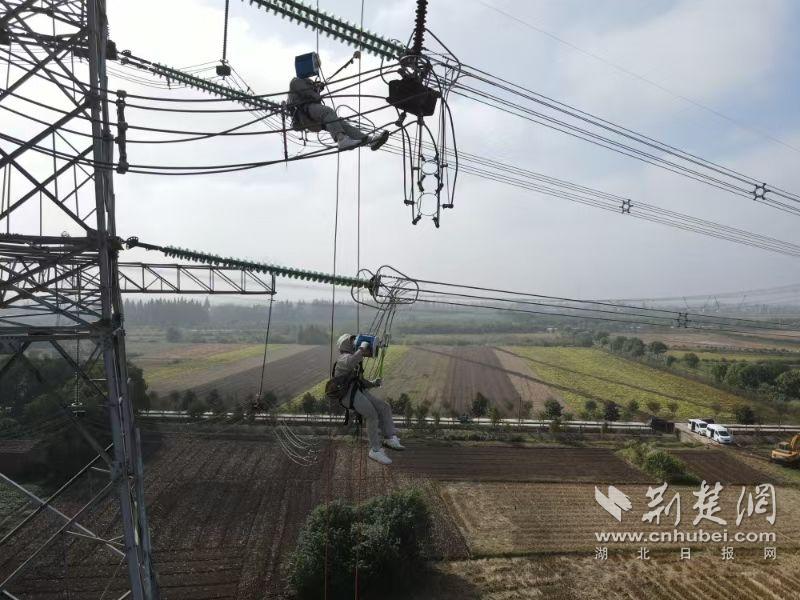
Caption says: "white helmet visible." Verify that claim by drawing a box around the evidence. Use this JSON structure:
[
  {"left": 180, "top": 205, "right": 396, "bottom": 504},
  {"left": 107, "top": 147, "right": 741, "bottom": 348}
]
[{"left": 337, "top": 333, "right": 355, "bottom": 353}]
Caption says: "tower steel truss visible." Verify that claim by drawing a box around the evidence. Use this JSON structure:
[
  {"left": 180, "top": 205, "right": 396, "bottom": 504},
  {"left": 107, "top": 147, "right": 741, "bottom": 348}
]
[{"left": 0, "top": 1, "right": 158, "bottom": 598}]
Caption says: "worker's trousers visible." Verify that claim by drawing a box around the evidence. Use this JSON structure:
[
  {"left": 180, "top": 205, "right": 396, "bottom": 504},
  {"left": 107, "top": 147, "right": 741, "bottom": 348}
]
[
  {"left": 352, "top": 390, "right": 397, "bottom": 451},
  {"left": 306, "top": 103, "right": 368, "bottom": 141}
]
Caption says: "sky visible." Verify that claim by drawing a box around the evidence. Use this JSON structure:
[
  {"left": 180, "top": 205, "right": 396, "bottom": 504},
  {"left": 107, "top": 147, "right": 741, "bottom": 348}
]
[{"left": 101, "top": 0, "right": 800, "bottom": 302}]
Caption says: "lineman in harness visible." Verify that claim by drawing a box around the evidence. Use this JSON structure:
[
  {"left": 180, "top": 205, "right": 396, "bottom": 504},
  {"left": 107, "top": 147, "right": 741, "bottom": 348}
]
[
  {"left": 327, "top": 333, "right": 403, "bottom": 465},
  {"left": 288, "top": 52, "right": 390, "bottom": 152}
]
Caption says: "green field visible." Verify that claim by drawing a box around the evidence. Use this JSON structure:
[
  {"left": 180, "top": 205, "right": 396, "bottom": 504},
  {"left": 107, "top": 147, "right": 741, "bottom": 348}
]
[
  {"left": 131, "top": 342, "right": 308, "bottom": 394},
  {"left": 505, "top": 346, "right": 764, "bottom": 421},
  {"left": 667, "top": 350, "right": 800, "bottom": 362}
]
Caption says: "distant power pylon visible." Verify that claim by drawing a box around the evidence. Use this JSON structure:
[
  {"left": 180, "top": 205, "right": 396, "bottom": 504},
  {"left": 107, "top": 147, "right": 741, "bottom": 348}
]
[{"left": 0, "top": 1, "right": 158, "bottom": 597}]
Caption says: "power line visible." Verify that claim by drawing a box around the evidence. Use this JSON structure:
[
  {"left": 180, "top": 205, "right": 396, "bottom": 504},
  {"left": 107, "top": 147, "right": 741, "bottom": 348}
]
[
  {"left": 435, "top": 59, "right": 800, "bottom": 214},
  {"left": 474, "top": 0, "right": 800, "bottom": 156}
]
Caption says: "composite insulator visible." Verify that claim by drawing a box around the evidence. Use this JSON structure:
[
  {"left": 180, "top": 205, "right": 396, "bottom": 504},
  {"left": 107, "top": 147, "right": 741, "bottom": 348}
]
[{"left": 411, "top": 0, "right": 428, "bottom": 55}]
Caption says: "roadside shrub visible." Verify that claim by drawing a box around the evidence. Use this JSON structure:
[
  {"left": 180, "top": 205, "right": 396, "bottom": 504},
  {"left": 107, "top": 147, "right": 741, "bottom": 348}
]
[
  {"left": 583, "top": 399, "right": 598, "bottom": 419},
  {"left": 643, "top": 451, "right": 697, "bottom": 485},
  {"left": 603, "top": 401, "right": 620, "bottom": 422},
  {"left": 415, "top": 401, "right": 430, "bottom": 426},
  {"left": 620, "top": 442, "right": 698, "bottom": 485},
  {"left": 711, "top": 362, "right": 729, "bottom": 383},
  {"left": 289, "top": 489, "right": 430, "bottom": 599},
  {"left": 403, "top": 401, "right": 414, "bottom": 426},
  {"left": 301, "top": 392, "right": 317, "bottom": 415},
  {"left": 622, "top": 337, "right": 645, "bottom": 357},
  {"left": 392, "top": 393, "right": 411, "bottom": 416},
  {"left": 180, "top": 389, "right": 197, "bottom": 410},
  {"left": 776, "top": 369, "right": 800, "bottom": 398},
  {"left": 471, "top": 393, "right": 489, "bottom": 418},
  {"left": 623, "top": 399, "right": 640, "bottom": 420},
  {"left": 261, "top": 391, "right": 278, "bottom": 412},
  {"left": 206, "top": 389, "right": 224, "bottom": 416},
  {"left": 665, "top": 355, "right": 677, "bottom": 367},
  {"left": 488, "top": 406, "right": 501, "bottom": 426},
  {"left": 683, "top": 352, "right": 700, "bottom": 368},
  {"left": 645, "top": 400, "right": 661, "bottom": 416},
  {"left": 543, "top": 397, "right": 562, "bottom": 420},
  {"left": 187, "top": 398, "right": 206, "bottom": 420},
  {"left": 647, "top": 341, "right": 668, "bottom": 355},
  {"left": 609, "top": 336, "right": 628, "bottom": 353},
  {"left": 734, "top": 404, "right": 756, "bottom": 425}
]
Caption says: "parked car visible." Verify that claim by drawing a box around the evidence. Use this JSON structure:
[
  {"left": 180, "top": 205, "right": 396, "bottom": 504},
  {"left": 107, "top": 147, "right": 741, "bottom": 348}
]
[
  {"left": 688, "top": 418, "right": 708, "bottom": 435},
  {"left": 706, "top": 424, "right": 733, "bottom": 445}
]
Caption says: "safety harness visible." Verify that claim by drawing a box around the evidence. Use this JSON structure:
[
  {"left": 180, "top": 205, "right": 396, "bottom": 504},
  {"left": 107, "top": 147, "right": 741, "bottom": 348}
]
[{"left": 324, "top": 360, "right": 365, "bottom": 426}]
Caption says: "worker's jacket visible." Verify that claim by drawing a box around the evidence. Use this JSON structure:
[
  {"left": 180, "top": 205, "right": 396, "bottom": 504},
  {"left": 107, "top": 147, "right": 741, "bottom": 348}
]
[
  {"left": 333, "top": 349, "right": 379, "bottom": 406},
  {"left": 287, "top": 77, "right": 323, "bottom": 130}
]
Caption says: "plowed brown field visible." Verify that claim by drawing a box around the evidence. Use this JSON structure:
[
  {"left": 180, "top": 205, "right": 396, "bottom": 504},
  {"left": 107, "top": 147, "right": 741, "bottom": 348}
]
[
  {"left": 431, "top": 347, "right": 521, "bottom": 416},
  {"left": 414, "top": 553, "right": 800, "bottom": 600},
  {"left": 442, "top": 482, "right": 800, "bottom": 556},
  {"left": 392, "top": 443, "right": 652, "bottom": 483},
  {"left": 0, "top": 434, "right": 467, "bottom": 600},
  {"left": 191, "top": 345, "right": 330, "bottom": 403},
  {"left": 671, "top": 449, "right": 780, "bottom": 485}
]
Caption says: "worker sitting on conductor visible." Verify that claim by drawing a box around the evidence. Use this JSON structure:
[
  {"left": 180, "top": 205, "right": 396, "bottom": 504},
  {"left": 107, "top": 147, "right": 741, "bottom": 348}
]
[
  {"left": 329, "top": 333, "right": 403, "bottom": 465},
  {"left": 288, "top": 52, "right": 390, "bottom": 151}
]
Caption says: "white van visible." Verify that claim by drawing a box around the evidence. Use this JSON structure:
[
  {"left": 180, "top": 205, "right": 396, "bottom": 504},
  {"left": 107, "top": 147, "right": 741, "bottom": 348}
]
[
  {"left": 706, "top": 424, "right": 733, "bottom": 445},
  {"left": 688, "top": 419, "right": 708, "bottom": 435}
]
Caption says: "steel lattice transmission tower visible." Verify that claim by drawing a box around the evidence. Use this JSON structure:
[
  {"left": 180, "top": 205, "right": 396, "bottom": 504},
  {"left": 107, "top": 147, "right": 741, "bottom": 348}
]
[{"left": 0, "top": 1, "right": 158, "bottom": 598}]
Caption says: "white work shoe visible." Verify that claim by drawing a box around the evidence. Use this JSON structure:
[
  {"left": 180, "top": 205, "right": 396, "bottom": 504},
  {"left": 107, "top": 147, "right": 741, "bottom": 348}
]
[
  {"left": 337, "top": 136, "right": 362, "bottom": 151},
  {"left": 368, "top": 448, "right": 392, "bottom": 465},
  {"left": 383, "top": 436, "right": 405, "bottom": 450}
]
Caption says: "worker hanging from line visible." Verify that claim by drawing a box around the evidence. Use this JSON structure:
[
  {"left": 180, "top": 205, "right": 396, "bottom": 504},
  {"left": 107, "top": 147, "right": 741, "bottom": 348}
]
[
  {"left": 288, "top": 52, "right": 390, "bottom": 151},
  {"left": 327, "top": 333, "right": 404, "bottom": 465}
]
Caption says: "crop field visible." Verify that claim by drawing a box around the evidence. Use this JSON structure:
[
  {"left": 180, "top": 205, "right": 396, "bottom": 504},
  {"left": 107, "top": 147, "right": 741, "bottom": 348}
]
[
  {"left": 667, "top": 350, "right": 800, "bottom": 363},
  {"left": 637, "top": 330, "right": 800, "bottom": 352},
  {"left": 437, "top": 347, "right": 522, "bottom": 416},
  {"left": 415, "top": 553, "right": 800, "bottom": 600},
  {"left": 131, "top": 342, "right": 310, "bottom": 395},
  {"left": 378, "top": 345, "right": 449, "bottom": 405},
  {"left": 503, "top": 346, "right": 757, "bottom": 420},
  {"left": 493, "top": 347, "right": 565, "bottom": 414},
  {"left": 0, "top": 434, "right": 467, "bottom": 600},
  {"left": 290, "top": 345, "right": 529, "bottom": 416},
  {"left": 441, "top": 481, "right": 800, "bottom": 556},
  {"left": 670, "top": 449, "right": 781, "bottom": 484},
  {"left": 190, "top": 345, "right": 331, "bottom": 402},
  {"left": 392, "top": 443, "right": 651, "bottom": 483}
]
